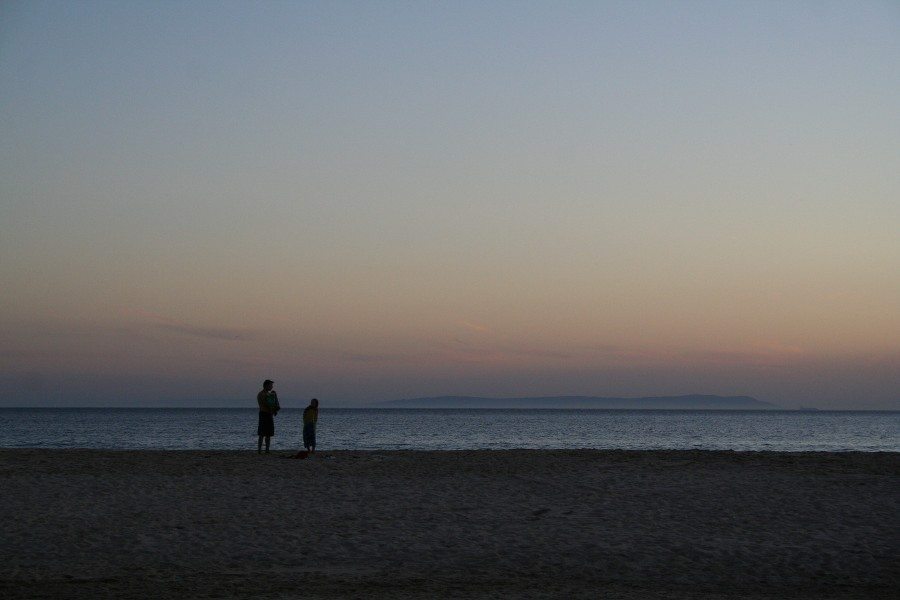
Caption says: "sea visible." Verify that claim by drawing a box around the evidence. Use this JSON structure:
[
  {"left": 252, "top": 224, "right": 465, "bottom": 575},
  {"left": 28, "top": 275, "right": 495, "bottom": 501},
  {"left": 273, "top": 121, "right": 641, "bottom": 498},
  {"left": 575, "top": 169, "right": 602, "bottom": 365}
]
[{"left": 0, "top": 408, "right": 897, "bottom": 452}]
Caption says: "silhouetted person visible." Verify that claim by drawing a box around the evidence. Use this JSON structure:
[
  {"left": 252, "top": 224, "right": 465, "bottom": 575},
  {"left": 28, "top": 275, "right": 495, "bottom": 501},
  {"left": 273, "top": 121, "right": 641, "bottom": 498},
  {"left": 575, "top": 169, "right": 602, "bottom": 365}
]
[
  {"left": 256, "top": 379, "right": 279, "bottom": 454},
  {"left": 302, "top": 398, "right": 319, "bottom": 454}
]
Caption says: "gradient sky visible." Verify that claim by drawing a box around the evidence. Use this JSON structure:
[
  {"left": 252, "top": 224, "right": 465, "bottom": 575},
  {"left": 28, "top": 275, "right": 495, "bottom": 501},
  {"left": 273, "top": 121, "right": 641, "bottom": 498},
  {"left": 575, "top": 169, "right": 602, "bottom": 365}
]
[{"left": 1, "top": 1, "right": 898, "bottom": 408}]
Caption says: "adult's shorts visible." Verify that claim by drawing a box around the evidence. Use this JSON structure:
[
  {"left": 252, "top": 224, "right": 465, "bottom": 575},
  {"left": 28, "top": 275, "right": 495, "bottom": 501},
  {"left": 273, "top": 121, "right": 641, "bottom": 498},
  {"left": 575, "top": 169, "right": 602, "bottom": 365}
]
[{"left": 257, "top": 411, "right": 275, "bottom": 437}]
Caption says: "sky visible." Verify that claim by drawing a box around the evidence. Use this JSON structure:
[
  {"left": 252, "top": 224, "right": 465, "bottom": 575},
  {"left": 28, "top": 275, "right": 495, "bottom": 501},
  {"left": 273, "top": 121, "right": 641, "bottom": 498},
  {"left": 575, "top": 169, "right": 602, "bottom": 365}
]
[{"left": 1, "top": 1, "right": 898, "bottom": 408}]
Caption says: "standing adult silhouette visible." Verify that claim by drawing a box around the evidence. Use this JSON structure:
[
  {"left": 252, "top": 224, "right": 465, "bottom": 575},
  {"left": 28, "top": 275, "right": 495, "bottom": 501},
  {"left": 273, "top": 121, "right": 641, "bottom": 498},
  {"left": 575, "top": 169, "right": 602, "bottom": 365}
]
[{"left": 256, "top": 379, "right": 279, "bottom": 453}]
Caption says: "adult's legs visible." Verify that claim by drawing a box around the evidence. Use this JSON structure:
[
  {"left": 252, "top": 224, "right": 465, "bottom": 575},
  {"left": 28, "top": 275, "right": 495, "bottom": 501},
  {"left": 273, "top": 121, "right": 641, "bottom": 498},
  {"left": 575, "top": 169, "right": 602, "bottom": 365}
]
[
  {"left": 258, "top": 435, "right": 263, "bottom": 454},
  {"left": 264, "top": 436, "right": 271, "bottom": 453}
]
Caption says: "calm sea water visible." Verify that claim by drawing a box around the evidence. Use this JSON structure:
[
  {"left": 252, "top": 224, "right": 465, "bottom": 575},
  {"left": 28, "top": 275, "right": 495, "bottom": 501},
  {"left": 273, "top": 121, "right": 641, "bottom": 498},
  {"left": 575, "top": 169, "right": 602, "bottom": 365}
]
[{"left": 0, "top": 408, "right": 897, "bottom": 452}]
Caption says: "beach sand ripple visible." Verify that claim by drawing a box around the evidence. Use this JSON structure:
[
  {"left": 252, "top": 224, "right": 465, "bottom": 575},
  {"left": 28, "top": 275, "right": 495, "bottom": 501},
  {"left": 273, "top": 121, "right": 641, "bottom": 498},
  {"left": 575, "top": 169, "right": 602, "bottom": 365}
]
[{"left": 0, "top": 450, "right": 897, "bottom": 599}]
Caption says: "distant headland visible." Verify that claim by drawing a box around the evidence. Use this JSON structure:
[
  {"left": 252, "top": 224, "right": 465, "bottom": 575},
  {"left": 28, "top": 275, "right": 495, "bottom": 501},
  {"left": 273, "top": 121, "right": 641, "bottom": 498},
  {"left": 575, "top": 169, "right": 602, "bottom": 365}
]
[{"left": 378, "top": 395, "right": 776, "bottom": 410}]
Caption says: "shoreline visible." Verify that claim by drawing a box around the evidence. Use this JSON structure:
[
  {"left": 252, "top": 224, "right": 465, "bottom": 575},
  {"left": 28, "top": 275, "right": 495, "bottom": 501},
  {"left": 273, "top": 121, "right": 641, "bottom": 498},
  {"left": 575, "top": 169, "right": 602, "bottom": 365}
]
[
  {"left": 2, "top": 450, "right": 897, "bottom": 599},
  {"left": 3, "top": 406, "right": 898, "bottom": 411},
  {"left": 2, "top": 448, "right": 897, "bottom": 456},
  {"left": 0, "top": 444, "right": 900, "bottom": 461}
]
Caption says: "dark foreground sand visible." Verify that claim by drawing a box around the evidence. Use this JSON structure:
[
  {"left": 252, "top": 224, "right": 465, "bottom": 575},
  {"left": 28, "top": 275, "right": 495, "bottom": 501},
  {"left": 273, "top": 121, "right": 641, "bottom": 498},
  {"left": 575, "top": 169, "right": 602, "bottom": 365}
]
[{"left": 0, "top": 450, "right": 897, "bottom": 599}]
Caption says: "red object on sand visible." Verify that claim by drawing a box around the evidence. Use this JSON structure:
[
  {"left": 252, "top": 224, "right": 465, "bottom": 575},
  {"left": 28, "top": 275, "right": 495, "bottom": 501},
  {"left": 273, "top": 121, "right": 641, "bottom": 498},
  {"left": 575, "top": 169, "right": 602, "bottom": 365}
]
[{"left": 293, "top": 451, "right": 309, "bottom": 459}]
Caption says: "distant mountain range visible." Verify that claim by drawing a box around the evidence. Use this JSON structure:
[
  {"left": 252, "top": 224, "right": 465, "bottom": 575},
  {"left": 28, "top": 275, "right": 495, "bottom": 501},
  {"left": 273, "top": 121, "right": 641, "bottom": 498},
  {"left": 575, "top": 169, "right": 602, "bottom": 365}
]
[{"left": 379, "top": 395, "right": 776, "bottom": 409}]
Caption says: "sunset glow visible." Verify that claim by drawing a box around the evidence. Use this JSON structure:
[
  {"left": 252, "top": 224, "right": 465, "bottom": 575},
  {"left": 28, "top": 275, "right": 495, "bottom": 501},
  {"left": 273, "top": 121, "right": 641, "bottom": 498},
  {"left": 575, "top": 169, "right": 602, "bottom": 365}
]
[{"left": 1, "top": 2, "right": 898, "bottom": 407}]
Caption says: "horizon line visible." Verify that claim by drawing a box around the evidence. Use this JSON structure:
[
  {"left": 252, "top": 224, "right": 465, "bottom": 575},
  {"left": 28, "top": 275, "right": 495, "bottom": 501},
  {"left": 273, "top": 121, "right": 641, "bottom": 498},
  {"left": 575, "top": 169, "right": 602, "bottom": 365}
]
[{"left": 3, "top": 405, "right": 899, "bottom": 413}]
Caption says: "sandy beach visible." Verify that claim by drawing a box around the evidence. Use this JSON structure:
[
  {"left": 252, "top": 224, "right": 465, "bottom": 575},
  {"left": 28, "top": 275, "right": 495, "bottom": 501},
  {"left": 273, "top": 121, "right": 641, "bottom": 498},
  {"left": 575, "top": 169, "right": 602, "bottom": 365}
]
[{"left": 0, "top": 450, "right": 897, "bottom": 599}]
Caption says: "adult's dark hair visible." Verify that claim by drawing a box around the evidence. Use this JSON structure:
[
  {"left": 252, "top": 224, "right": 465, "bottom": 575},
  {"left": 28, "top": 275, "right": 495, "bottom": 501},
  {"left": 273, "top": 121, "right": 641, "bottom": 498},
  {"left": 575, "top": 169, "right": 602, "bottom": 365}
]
[{"left": 263, "top": 379, "right": 274, "bottom": 387}]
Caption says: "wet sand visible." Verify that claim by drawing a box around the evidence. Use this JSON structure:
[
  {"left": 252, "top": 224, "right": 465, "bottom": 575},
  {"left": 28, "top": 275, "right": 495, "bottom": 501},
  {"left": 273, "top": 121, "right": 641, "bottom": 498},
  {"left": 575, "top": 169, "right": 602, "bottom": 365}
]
[{"left": 0, "top": 449, "right": 897, "bottom": 599}]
